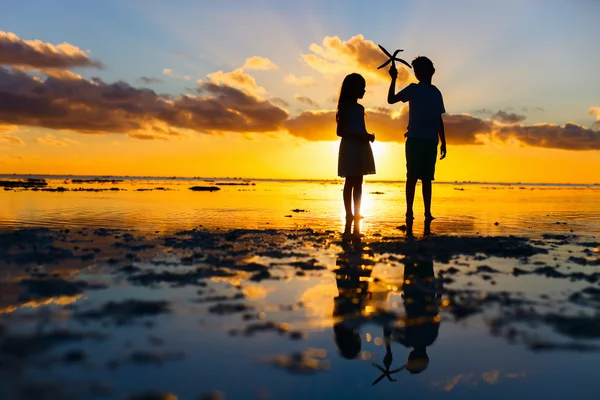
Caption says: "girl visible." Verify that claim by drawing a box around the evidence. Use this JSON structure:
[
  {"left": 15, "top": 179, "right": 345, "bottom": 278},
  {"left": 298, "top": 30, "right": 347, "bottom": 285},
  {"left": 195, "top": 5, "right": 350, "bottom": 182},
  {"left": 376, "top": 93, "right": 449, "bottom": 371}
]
[{"left": 336, "top": 73, "right": 376, "bottom": 236}]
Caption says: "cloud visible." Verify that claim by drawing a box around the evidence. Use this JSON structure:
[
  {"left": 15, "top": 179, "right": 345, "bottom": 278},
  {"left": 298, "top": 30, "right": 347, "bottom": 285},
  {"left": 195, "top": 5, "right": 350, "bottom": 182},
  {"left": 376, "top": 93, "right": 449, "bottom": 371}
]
[
  {"left": 271, "top": 97, "right": 289, "bottom": 107},
  {"left": 284, "top": 74, "right": 316, "bottom": 87},
  {"left": 302, "top": 35, "right": 412, "bottom": 85},
  {"left": 35, "top": 133, "right": 71, "bottom": 146},
  {"left": 284, "top": 106, "right": 600, "bottom": 150},
  {"left": 138, "top": 76, "right": 163, "bottom": 85},
  {"left": 243, "top": 56, "right": 278, "bottom": 70},
  {"left": 162, "top": 68, "right": 190, "bottom": 80},
  {"left": 0, "top": 67, "right": 288, "bottom": 139},
  {"left": 0, "top": 135, "right": 24, "bottom": 145},
  {"left": 0, "top": 124, "right": 24, "bottom": 145},
  {"left": 0, "top": 31, "right": 103, "bottom": 70},
  {"left": 207, "top": 68, "right": 265, "bottom": 94},
  {"left": 590, "top": 107, "right": 600, "bottom": 124},
  {"left": 295, "top": 95, "right": 319, "bottom": 108},
  {"left": 491, "top": 110, "right": 526, "bottom": 124}
]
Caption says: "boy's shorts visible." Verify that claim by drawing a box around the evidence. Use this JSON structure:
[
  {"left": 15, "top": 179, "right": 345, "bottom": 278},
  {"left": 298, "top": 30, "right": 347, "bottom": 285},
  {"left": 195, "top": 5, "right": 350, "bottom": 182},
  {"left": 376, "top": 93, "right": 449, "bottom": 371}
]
[{"left": 405, "top": 137, "right": 438, "bottom": 181}]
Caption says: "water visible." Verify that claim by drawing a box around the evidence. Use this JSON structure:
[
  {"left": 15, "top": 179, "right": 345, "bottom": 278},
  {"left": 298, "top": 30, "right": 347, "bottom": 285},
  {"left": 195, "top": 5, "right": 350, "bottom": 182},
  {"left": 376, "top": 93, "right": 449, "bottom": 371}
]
[
  {"left": 1, "top": 175, "right": 599, "bottom": 237},
  {"left": 1, "top": 176, "right": 599, "bottom": 399}
]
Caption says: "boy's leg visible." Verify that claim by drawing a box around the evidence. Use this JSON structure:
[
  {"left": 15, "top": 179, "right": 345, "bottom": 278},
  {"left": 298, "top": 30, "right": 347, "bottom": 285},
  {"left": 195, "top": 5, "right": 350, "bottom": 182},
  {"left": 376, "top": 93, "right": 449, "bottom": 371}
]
[
  {"left": 422, "top": 180, "right": 433, "bottom": 220},
  {"left": 405, "top": 177, "right": 418, "bottom": 219}
]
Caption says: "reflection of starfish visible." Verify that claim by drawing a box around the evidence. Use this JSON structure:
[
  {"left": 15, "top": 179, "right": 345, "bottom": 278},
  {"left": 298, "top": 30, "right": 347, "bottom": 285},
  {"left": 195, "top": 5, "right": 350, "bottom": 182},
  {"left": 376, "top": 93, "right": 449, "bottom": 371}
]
[
  {"left": 371, "top": 361, "right": 405, "bottom": 386},
  {"left": 377, "top": 45, "right": 411, "bottom": 69}
]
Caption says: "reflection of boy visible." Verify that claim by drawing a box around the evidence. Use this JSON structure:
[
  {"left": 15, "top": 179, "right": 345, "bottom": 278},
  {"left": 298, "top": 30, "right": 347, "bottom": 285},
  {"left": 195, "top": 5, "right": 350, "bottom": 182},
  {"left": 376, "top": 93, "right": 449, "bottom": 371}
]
[
  {"left": 388, "top": 257, "right": 440, "bottom": 374},
  {"left": 388, "top": 57, "right": 446, "bottom": 222}
]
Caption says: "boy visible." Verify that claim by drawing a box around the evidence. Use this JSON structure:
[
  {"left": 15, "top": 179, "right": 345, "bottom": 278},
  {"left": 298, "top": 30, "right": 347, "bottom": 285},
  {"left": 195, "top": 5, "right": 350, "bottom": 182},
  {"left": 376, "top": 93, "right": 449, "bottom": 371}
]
[{"left": 387, "top": 57, "right": 446, "bottom": 224}]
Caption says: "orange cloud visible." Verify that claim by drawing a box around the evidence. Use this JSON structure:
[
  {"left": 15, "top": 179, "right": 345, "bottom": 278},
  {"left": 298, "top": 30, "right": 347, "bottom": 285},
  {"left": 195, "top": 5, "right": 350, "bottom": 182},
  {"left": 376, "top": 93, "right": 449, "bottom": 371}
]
[
  {"left": 285, "top": 74, "right": 316, "bottom": 87},
  {"left": 302, "top": 35, "right": 412, "bottom": 85},
  {"left": 243, "top": 56, "right": 278, "bottom": 70},
  {"left": 0, "top": 31, "right": 103, "bottom": 70},
  {"left": 35, "top": 134, "right": 77, "bottom": 146},
  {"left": 0, "top": 124, "right": 24, "bottom": 145},
  {"left": 590, "top": 106, "right": 600, "bottom": 127},
  {"left": 207, "top": 68, "right": 265, "bottom": 94},
  {"left": 0, "top": 68, "right": 288, "bottom": 139},
  {"left": 284, "top": 107, "right": 600, "bottom": 150}
]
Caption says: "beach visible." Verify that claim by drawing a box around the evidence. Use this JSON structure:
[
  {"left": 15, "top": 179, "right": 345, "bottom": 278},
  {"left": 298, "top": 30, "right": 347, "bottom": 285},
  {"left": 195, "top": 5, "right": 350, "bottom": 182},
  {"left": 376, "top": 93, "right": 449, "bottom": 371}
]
[{"left": 1, "top": 177, "right": 600, "bottom": 399}]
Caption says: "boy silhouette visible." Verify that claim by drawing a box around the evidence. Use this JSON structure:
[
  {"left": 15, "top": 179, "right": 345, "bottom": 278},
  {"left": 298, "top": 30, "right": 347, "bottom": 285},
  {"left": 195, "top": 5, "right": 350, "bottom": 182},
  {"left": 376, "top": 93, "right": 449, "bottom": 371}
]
[{"left": 388, "top": 57, "right": 446, "bottom": 223}]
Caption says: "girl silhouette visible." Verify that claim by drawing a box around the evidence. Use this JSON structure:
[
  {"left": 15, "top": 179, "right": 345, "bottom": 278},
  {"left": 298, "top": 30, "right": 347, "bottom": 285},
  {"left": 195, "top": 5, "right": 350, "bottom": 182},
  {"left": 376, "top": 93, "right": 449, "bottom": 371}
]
[{"left": 336, "top": 73, "right": 376, "bottom": 237}]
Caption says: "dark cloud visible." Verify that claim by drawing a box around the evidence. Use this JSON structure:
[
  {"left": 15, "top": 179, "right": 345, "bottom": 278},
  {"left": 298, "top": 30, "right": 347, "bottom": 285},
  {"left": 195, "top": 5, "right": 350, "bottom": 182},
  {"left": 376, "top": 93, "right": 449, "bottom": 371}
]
[
  {"left": 0, "top": 68, "right": 288, "bottom": 139},
  {"left": 138, "top": 77, "right": 163, "bottom": 85},
  {"left": 284, "top": 106, "right": 600, "bottom": 150},
  {"left": 0, "top": 31, "right": 103, "bottom": 70},
  {"left": 295, "top": 95, "right": 319, "bottom": 108},
  {"left": 492, "top": 110, "right": 526, "bottom": 124},
  {"left": 495, "top": 123, "right": 600, "bottom": 150},
  {"left": 271, "top": 97, "right": 289, "bottom": 107}
]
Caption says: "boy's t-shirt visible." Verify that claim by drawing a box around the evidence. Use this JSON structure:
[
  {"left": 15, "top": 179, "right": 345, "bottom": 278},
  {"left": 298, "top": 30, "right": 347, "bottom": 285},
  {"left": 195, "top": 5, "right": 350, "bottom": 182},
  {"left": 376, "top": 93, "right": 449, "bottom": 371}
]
[{"left": 399, "top": 82, "right": 445, "bottom": 140}]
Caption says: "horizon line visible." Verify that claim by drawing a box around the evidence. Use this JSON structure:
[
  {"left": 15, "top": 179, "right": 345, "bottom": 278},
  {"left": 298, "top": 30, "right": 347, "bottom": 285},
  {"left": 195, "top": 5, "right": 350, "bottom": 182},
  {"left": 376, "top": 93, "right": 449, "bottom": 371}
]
[{"left": 0, "top": 173, "right": 599, "bottom": 186}]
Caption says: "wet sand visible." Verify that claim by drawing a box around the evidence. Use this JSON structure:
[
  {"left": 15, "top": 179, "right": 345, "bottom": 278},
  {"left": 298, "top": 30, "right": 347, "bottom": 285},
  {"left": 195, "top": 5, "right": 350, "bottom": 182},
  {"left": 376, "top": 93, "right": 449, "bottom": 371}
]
[{"left": 1, "top": 223, "right": 599, "bottom": 399}]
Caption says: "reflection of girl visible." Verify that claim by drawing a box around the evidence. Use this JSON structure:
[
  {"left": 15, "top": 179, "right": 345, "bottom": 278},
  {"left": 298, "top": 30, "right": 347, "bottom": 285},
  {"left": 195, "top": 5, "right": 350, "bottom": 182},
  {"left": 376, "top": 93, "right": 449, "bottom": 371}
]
[
  {"left": 336, "top": 73, "right": 376, "bottom": 237},
  {"left": 332, "top": 247, "right": 373, "bottom": 359}
]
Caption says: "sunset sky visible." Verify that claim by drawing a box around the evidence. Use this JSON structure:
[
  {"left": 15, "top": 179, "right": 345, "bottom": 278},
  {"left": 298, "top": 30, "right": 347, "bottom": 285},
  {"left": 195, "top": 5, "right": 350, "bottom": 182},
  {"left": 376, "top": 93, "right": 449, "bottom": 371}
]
[{"left": 1, "top": 0, "right": 599, "bottom": 183}]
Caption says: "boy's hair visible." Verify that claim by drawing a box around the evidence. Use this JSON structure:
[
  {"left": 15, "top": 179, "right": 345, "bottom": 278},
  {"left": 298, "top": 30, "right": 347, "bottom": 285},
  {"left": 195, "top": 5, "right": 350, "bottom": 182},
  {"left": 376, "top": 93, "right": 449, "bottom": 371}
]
[{"left": 411, "top": 56, "right": 435, "bottom": 78}]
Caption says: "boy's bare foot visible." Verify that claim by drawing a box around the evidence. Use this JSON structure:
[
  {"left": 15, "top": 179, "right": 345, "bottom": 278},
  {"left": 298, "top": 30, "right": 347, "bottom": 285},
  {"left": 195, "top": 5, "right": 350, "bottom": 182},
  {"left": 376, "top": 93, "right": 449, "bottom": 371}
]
[{"left": 424, "top": 214, "right": 436, "bottom": 221}]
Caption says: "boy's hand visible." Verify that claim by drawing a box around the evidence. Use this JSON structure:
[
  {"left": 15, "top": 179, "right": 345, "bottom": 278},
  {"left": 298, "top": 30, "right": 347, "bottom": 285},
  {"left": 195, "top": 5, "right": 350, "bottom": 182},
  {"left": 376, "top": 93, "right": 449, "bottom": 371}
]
[
  {"left": 389, "top": 65, "right": 397, "bottom": 79},
  {"left": 440, "top": 143, "right": 447, "bottom": 160},
  {"left": 369, "top": 133, "right": 375, "bottom": 142}
]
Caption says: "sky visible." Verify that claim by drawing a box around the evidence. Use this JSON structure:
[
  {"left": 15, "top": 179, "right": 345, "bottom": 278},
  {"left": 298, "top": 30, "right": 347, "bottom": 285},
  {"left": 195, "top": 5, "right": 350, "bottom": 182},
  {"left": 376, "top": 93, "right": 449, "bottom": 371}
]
[{"left": 0, "top": 0, "right": 599, "bottom": 183}]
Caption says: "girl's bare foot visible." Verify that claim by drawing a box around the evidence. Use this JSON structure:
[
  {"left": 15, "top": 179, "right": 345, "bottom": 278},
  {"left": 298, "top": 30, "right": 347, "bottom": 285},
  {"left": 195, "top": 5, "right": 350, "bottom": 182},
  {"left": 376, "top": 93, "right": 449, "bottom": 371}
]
[
  {"left": 405, "top": 211, "right": 414, "bottom": 220},
  {"left": 424, "top": 214, "right": 436, "bottom": 221}
]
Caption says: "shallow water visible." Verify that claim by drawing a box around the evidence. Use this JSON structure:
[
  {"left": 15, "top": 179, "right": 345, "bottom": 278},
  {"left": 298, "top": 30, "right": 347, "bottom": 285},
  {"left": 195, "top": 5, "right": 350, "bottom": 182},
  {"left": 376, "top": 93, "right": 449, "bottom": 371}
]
[
  {"left": 1, "top": 177, "right": 599, "bottom": 399},
  {"left": 1, "top": 176, "right": 599, "bottom": 237}
]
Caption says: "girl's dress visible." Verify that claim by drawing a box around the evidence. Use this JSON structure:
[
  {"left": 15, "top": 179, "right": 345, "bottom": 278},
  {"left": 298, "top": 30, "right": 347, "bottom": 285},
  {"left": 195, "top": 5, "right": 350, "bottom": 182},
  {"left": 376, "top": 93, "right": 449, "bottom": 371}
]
[{"left": 337, "top": 103, "right": 376, "bottom": 177}]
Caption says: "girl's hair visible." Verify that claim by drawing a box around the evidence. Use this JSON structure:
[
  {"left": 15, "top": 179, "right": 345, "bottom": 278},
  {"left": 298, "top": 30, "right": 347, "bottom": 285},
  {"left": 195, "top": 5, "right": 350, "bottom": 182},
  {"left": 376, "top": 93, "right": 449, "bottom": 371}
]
[{"left": 336, "top": 73, "right": 365, "bottom": 122}]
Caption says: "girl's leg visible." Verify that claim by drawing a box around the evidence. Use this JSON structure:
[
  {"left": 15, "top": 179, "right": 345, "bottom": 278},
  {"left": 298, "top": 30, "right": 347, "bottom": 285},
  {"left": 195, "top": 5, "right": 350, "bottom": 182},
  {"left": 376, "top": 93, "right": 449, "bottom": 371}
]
[
  {"left": 352, "top": 176, "right": 364, "bottom": 219},
  {"left": 343, "top": 177, "right": 354, "bottom": 236},
  {"left": 343, "top": 178, "right": 353, "bottom": 219},
  {"left": 353, "top": 176, "right": 364, "bottom": 235}
]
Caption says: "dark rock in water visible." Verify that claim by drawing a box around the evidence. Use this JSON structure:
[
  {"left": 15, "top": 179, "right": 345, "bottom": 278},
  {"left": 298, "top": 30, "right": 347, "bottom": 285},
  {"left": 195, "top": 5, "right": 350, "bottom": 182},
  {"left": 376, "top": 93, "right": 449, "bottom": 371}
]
[
  {"left": 189, "top": 186, "right": 220, "bottom": 192},
  {"left": 0, "top": 329, "right": 105, "bottom": 358},
  {"left": 19, "top": 278, "right": 105, "bottom": 299},
  {"left": 75, "top": 299, "right": 170, "bottom": 324},
  {"left": 62, "top": 349, "right": 87, "bottom": 364},
  {"left": 208, "top": 303, "right": 254, "bottom": 315},
  {"left": 291, "top": 209, "right": 307, "bottom": 213},
  {"left": 0, "top": 179, "right": 48, "bottom": 188},
  {"left": 494, "top": 222, "right": 499, "bottom": 226}
]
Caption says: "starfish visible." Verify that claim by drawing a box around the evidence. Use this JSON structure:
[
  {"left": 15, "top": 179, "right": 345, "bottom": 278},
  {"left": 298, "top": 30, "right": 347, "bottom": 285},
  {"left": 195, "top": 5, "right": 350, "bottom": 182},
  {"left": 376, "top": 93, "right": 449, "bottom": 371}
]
[
  {"left": 371, "top": 361, "right": 406, "bottom": 386},
  {"left": 377, "top": 45, "right": 411, "bottom": 69}
]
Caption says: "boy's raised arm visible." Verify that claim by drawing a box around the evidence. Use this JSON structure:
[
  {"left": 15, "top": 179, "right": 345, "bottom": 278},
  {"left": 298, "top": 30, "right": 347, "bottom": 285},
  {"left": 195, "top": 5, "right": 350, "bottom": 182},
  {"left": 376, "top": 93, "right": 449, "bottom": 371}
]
[{"left": 387, "top": 66, "right": 408, "bottom": 104}]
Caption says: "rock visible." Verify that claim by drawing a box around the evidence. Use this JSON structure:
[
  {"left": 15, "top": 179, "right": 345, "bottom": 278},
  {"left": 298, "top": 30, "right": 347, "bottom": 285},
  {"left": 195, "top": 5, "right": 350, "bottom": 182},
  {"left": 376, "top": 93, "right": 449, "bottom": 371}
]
[{"left": 189, "top": 186, "right": 220, "bottom": 192}]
